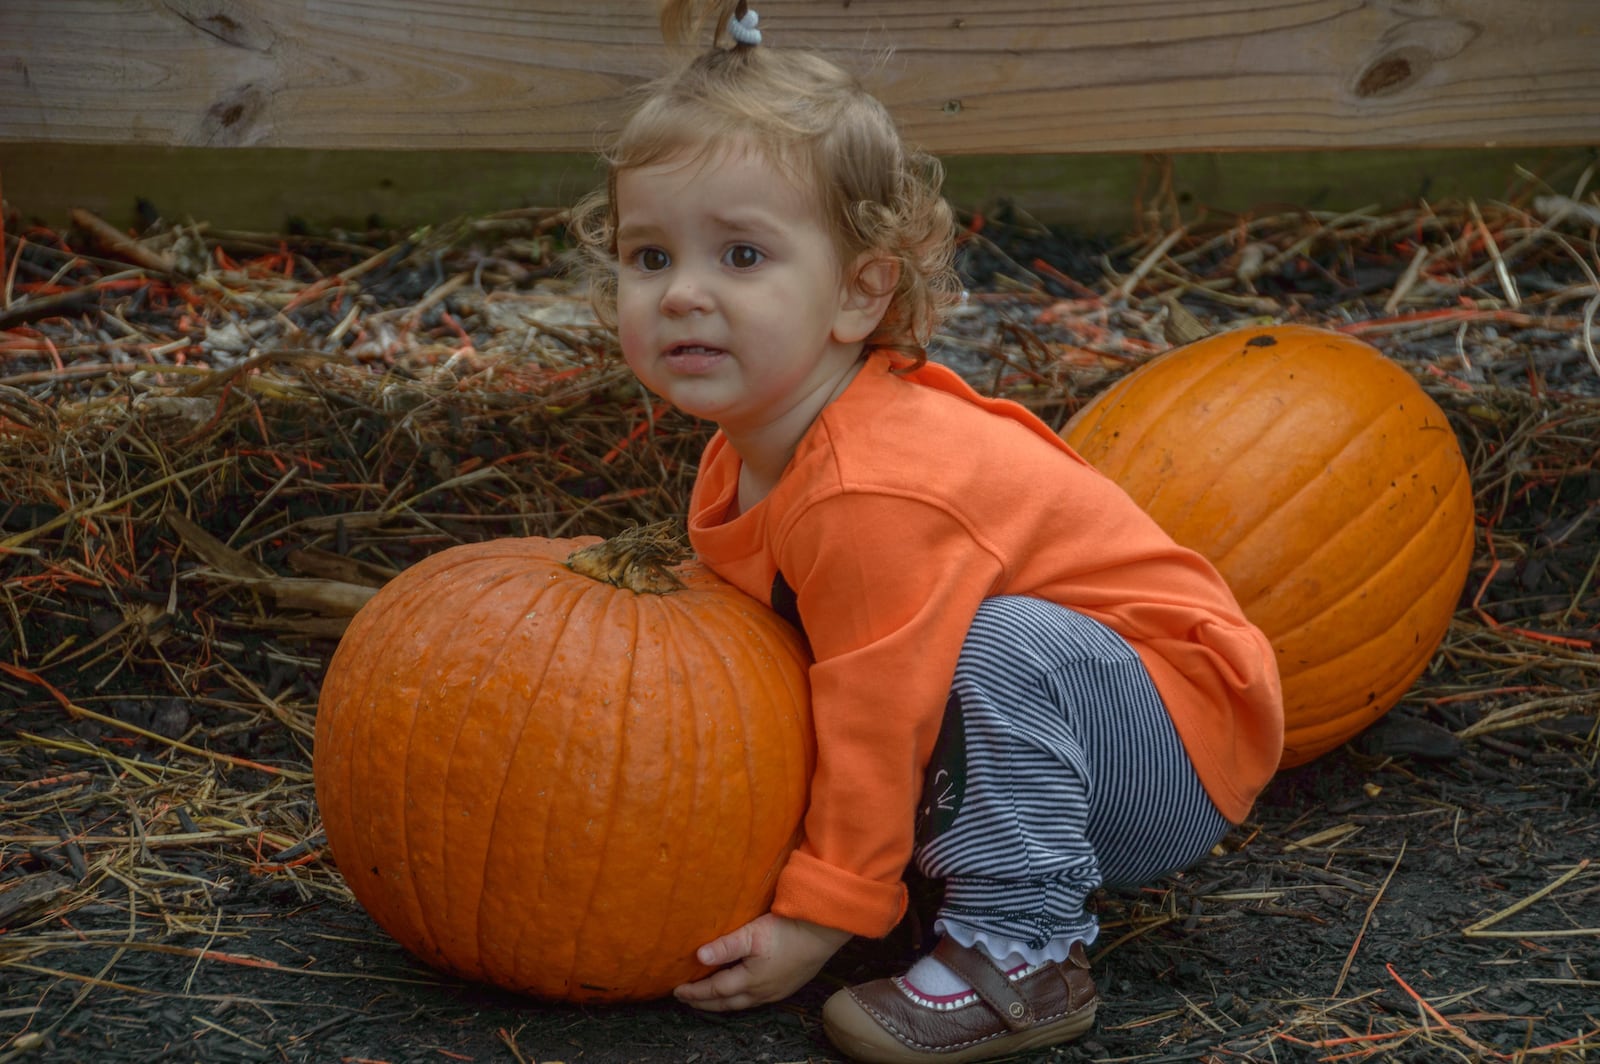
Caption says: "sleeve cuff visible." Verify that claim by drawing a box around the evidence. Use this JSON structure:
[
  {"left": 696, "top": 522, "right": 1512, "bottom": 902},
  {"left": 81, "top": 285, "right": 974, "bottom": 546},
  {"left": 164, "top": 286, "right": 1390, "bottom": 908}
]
[{"left": 770, "top": 849, "right": 908, "bottom": 938}]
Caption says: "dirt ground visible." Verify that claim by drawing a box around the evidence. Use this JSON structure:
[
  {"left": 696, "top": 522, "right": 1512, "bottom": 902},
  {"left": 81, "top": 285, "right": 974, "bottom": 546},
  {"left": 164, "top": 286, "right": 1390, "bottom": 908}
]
[
  {"left": 3, "top": 190, "right": 1598, "bottom": 1063},
  {"left": 4, "top": 702, "right": 1597, "bottom": 1064}
]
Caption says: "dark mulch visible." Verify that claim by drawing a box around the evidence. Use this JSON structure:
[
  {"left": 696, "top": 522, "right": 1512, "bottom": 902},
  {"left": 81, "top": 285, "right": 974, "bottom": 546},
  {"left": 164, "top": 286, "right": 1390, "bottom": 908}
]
[{"left": 3, "top": 180, "right": 1598, "bottom": 1063}]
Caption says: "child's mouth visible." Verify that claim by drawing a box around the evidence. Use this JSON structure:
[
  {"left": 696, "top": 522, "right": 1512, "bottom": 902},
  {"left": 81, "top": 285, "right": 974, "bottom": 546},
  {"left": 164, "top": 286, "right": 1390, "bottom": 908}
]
[{"left": 664, "top": 344, "right": 728, "bottom": 372}]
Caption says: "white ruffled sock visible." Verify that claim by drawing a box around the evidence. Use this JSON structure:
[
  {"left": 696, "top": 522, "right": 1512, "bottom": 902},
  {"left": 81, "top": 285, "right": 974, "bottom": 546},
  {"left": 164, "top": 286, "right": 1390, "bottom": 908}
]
[{"left": 902, "top": 944, "right": 1029, "bottom": 1000}]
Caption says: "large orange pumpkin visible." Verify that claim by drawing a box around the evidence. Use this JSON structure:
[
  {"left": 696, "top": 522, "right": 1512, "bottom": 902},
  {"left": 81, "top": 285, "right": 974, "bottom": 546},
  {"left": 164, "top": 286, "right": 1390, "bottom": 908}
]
[
  {"left": 313, "top": 529, "right": 813, "bottom": 1001},
  {"left": 1061, "top": 325, "right": 1474, "bottom": 767}
]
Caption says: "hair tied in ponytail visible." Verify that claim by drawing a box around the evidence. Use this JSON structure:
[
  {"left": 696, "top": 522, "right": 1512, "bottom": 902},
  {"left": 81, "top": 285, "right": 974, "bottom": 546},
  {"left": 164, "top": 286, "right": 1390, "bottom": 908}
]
[{"left": 728, "top": 3, "right": 762, "bottom": 47}]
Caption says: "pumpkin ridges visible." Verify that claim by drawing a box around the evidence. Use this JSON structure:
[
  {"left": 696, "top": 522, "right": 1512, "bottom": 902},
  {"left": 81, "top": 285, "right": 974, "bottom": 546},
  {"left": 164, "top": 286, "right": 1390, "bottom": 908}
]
[
  {"left": 1279, "top": 563, "right": 1458, "bottom": 763},
  {"left": 629, "top": 590, "right": 809, "bottom": 990},
  {"left": 588, "top": 592, "right": 720, "bottom": 992},
  {"left": 343, "top": 556, "right": 467, "bottom": 969},
  {"left": 637, "top": 586, "right": 808, "bottom": 994},
  {"left": 1259, "top": 397, "right": 1452, "bottom": 575},
  {"left": 609, "top": 589, "right": 683, "bottom": 997},
  {"left": 396, "top": 592, "right": 454, "bottom": 973},
  {"left": 563, "top": 582, "right": 628, "bottom": 990},
  {"left": 392, "top": 554, "right": 497, "bottom": 965},
  {"left": 618, "top": 597, "right": 691, "bottom": 995},
  {"left": 1128, "top": 349, "right": 1319, "bottom": 524},
  {"left": 1072, "top": 326, "right": 1345, "bottom": 474},
  {"left": 709, "top": 606, "right": 770, "bottom": 936},
  {"left": 482, "top": 567, "right": 562, "bottom": 990},
  {"left": 368, "top": 544, "right": 595, "bottom": 992},
  {"left": 1205, "top": 394, "right": 1417, "bottom": 580},
  {"left": 572, "top": 577, "right": 645, "bottom": 990},
  {"left": 1223, "top": 413, "right": 1467, "bottom": 643},
  {"left": 1260, "top": 480, "right": 1472, "bottom": 739},
  {"left": 469, "top": 563, "right": 594, "bottom": 991},
  {"left": 1269, "top": 429, "right": 1471, "bottom": 657},
  {"left": 467, "top": 557, "right": 578, "bottom": 981},
  {"left": 655, "top": 595, "right": 741, "bottom": 988},
  {"left": 1213, "top": 354, "right": 1430, "bottom": 557},
  {"left": 425, "top": 559, "right": 543, "bottom": 984},
  {"left": 1073, "top": 335, "right": 1415, "bottom": 569},
  {"left": 1249, "top": 430, "right": 1472, "bottom": 659},
  {"left": 1275, "top": 545, "right": 1457, "bottom": 707},
  {"left": 483, "top": 572, "right": 799, "bottom": 998},
  {"left": 681, "top": 592, "right": 774, "bottom": 966},
  {"left": 643, "top": 592, "right": 732, "bottom": 992},
  {"left": 1071, "top": 337, "right": 1268, "bottom": 484},
  {"left": 696, "top": 605, "right": 771, "bottom": 970},
  {"left": 402, "top": 554, "right": 529, "bottom": 980},
  {"left": 1133, "top": 392, "right": 1296, "bottom": 549},
  {"left": 591, "top": 589, "right": 684, "bottom": 996},
  {"left": 700, "top": 599, "right": 795, "bottom": 935},
  {"left": 522, "top": 575, "right": 632, "bottom": 992}
]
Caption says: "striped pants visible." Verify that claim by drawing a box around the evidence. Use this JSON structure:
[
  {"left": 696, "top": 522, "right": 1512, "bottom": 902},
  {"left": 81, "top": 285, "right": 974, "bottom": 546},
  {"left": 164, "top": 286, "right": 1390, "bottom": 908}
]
[{"left": 913, "top": 596, "right": 1231, "bottom": 964}]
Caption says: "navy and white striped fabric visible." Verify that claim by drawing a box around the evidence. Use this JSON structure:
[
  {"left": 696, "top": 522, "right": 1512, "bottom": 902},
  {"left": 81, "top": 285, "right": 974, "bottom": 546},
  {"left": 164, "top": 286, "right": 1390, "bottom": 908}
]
[{"left": 913, "top": 596, "right": 1231, "bottom": 958}]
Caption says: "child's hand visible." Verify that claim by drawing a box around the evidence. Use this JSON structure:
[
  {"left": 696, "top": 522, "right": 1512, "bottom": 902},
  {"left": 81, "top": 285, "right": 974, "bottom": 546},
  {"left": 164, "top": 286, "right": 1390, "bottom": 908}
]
[{"left": 673, "top": 913, "right": 851, "bottom": 1011}]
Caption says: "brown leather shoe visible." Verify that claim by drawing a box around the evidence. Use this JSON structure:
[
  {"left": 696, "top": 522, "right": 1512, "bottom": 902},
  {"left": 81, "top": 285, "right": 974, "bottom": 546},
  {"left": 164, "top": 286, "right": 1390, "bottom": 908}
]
[{"left": 822, "top": 938, "right": 1097, "bottom": 1063}]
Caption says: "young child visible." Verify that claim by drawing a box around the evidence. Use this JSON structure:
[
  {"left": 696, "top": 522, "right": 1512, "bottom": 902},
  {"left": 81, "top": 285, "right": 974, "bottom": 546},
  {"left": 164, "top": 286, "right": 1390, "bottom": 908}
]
[{"left": 571, "top": 3, "right": 1284, "bottom": 1060}]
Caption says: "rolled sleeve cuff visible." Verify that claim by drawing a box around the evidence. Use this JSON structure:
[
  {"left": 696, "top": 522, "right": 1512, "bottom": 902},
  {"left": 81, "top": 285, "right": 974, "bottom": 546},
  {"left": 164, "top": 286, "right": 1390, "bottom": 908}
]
[{"left": 770, "top": 849, "right": 908, "bottom": 939}]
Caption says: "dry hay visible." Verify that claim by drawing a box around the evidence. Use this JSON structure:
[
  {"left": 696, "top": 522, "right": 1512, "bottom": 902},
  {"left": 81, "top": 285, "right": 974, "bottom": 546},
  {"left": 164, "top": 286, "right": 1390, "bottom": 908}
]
[{"left": 1, "top": 165, "right": 1597, "bottom": 1063}]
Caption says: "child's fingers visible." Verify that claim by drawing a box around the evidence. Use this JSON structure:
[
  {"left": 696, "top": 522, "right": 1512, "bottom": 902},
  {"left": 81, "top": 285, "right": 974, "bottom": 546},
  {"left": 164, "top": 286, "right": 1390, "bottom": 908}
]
[
  {"left": 673, "top": 965, "right": 756, "bottom": 1011},
  {"left": 695, "top": 923, "right": 756, "bottom": 966}
]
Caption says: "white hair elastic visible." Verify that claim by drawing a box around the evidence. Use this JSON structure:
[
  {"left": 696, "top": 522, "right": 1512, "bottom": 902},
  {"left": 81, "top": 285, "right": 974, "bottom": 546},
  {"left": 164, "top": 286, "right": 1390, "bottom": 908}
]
[{"left": 728, "top": 5, "right": 761, "bottom": 46}]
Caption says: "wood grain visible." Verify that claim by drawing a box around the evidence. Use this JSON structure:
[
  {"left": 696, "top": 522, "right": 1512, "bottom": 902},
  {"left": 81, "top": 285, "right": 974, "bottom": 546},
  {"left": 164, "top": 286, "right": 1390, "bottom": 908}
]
[{"left": 1, "top": 1, "right": 1596, "bottom": 153}]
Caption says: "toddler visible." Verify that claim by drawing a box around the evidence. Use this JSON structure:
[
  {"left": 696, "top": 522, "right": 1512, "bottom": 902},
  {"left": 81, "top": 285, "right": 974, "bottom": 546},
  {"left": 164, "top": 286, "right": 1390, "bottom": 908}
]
[{"left": 571, "top": 4, "right": 1284, "bottom": 1061}]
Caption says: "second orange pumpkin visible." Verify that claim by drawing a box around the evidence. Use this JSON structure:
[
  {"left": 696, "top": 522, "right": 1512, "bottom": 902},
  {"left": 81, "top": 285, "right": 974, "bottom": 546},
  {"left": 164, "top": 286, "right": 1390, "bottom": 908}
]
[{"left": 1061, "top": 325, "right": 1474, "bottom": 767}]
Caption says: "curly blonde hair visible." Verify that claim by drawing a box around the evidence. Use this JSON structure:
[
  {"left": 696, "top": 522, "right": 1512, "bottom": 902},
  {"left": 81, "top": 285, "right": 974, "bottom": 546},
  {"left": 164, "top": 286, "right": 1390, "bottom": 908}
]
[{"left": 568, "top": 0, "right": 959, "bottom": 364}]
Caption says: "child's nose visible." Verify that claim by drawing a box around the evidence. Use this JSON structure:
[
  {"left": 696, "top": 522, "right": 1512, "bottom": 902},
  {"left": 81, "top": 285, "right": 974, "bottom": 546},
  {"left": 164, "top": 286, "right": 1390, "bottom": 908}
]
[{"left": 660, "top": 269, "right": 712, "bottom": 316}]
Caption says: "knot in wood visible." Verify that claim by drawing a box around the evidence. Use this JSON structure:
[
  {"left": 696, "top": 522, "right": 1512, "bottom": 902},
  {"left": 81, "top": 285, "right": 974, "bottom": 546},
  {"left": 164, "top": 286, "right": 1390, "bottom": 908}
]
[{"left": 1354, "top": 49, "right": 1424, "bottom": 98}]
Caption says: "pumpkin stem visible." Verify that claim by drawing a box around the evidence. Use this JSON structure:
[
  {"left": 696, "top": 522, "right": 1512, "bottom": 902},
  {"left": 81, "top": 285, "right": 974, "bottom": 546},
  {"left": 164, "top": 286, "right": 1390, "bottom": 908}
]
[{"left": 565, "top": 521, "right": 689, "bottom": 594}]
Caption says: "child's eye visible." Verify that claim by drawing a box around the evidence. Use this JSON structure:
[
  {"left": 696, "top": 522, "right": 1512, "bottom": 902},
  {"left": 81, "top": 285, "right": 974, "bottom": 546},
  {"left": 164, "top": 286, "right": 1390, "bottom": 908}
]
[
  {"left": 723, "top": 244, "right": 764, "bottom": 269},
  {"left": 631, "top": 247, "right": 670, "bottom": 272}
]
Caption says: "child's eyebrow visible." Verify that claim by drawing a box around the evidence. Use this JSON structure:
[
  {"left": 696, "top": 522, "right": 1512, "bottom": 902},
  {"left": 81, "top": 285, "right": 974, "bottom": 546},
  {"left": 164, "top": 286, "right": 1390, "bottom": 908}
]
[
  {"left": 614, "top": 211, "right": 785, "bottom": 245},
  {"left": 614, "top": 222, "right": 662, "bottom": 245},
  {"left": 708, "top": 211, "right": 786, "bottom": 240}
]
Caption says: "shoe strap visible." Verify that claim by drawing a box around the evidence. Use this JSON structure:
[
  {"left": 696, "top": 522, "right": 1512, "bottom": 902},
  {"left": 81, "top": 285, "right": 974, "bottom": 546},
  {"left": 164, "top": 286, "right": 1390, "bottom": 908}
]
[{"left": 931, "top": 937, "right": 1034, "bottom": 1031}]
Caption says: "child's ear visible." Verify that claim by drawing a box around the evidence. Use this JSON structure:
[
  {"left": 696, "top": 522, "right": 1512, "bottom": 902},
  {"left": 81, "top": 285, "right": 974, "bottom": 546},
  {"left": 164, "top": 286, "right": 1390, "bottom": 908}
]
[{"left": 832, "top": 252, "right": 900, "bottom": 344}]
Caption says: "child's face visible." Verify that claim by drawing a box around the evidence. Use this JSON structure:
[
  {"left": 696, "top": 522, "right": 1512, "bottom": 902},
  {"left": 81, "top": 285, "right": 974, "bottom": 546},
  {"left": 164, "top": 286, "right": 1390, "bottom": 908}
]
[{"left": 614, "top": 142, "right": 872, "bottom": 441}]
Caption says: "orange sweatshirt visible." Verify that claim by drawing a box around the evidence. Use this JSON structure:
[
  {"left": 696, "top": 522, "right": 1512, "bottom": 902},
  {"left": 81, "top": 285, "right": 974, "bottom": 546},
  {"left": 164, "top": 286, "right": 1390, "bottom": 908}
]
[{"left": 687, "top": 354, "right": 1283, "bottom": 939}]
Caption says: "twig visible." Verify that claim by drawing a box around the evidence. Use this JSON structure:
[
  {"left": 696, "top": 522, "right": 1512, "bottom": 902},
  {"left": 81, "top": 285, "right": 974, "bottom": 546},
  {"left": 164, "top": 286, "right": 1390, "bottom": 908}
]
[
  {"left": 0, "top": 456, "right": 233, "bottom": 551},
  {"left": 1582, "top": 291, "right": 1600, "bottom": 381},
  {"left": 497, "top": 1027, "right": 532, "bottom": 1064},
  {"left": 1384, "top": 244, "right": 1432, "bottom": 313},
  {"left": 67, "top": 208, "right": 177, "bottom": 275},
  {"left": 1112, "top": 227, "right": 1187, "bottom": 301},
  {"left": 1463, "top": 859, "right": 1595, "bottom": 938},
  {"left": 1333, "top": 839, "right": 1405, "bottom": 997}
]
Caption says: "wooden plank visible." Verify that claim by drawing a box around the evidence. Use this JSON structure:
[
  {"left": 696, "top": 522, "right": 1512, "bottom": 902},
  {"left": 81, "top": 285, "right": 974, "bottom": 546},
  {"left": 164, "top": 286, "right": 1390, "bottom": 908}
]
[
  {"left": 1, "top": 1, "right": 1597, "bottom": 154},
  {"left": 2, "top": 142, "right": 1590, "bottom": 233}
]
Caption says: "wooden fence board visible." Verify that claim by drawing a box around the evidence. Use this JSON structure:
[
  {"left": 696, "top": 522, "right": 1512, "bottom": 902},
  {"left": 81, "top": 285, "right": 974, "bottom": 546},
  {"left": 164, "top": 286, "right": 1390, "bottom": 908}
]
[{"left": 1, "top": 1, "right": 1597, "bottom": 154}]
